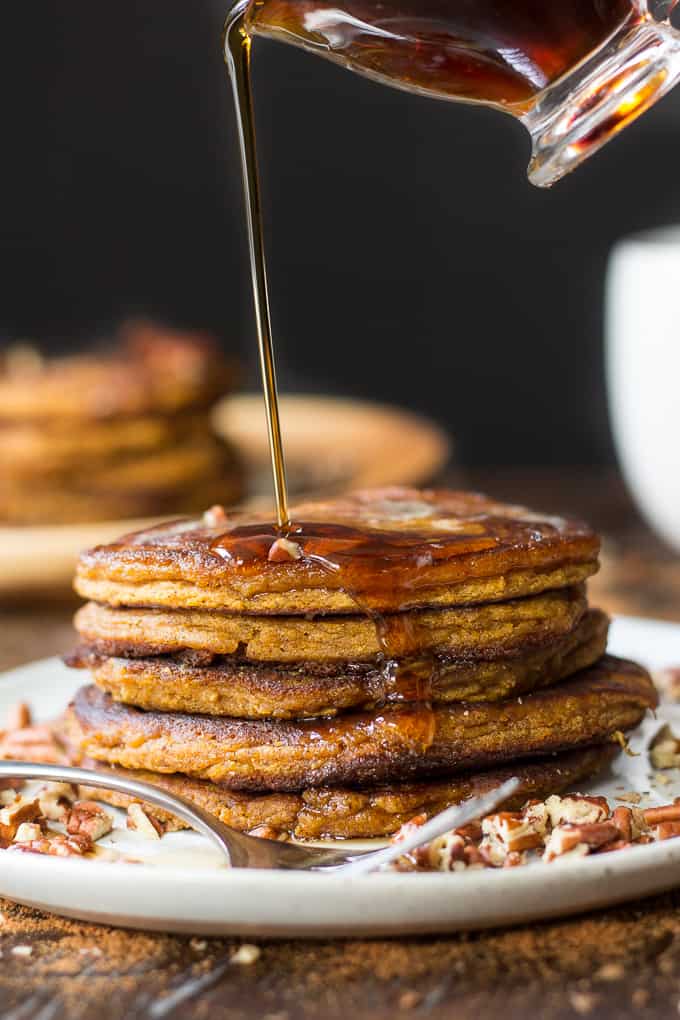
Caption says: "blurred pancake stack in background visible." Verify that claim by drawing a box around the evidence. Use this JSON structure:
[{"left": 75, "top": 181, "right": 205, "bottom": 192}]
[{"left": 0, "top": 320, "right": 243, "bottom": 525}]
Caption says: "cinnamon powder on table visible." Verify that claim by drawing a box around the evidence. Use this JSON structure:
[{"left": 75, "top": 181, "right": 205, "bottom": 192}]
[{"left": 3, "top": 894, "right": 680, "bottom": 1020}]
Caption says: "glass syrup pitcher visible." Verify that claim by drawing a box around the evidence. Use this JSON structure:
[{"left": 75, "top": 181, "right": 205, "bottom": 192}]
[{"left": 228, "top": 0, "right": 680, "bottom": 186}]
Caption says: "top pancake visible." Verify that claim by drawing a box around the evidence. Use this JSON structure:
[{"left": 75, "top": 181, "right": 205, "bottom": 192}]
[
  {"left": 75, "top": 488, "right": 600, "bottom": 615},
  {"left": 0, "top": 320, "right": 236, "bottom": 423}
]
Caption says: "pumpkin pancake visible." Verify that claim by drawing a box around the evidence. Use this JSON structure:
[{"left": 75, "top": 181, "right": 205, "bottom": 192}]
[
  {"left": 0, "top": 411, "right": 215, "bottom": 481},
  {"left": 72, "top": 609, "right": 609, "bottom": 718},
  {"left": 0, "top": 320, "right": 236, "bottom": 423},
  {"left": 74, "top": 488, "right": 600, "bottom": 615},
  {"left": 0, "top": 471, "right": 244, "bottom": 527},
  {"left": 74, "top": 586, "right": 588, "bottom": 664},
  {"left": 62, "top": 742, "right": 617, "bottom": 840},
  {"left": 69, "top": 657, "right": 656, "bottom": 792}
]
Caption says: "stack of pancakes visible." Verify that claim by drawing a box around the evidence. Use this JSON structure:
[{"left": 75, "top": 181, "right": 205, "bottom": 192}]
[
  {"left": 64, "top": 488, "right": 656, "bottom": 840},
  {"left": 0, "top": 320, "right": 242, "bottom": 524}
]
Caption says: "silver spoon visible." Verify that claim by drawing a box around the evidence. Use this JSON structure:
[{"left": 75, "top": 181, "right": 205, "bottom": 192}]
[{"left": 0, "top": 762, "right": 519, "bottom": 873}]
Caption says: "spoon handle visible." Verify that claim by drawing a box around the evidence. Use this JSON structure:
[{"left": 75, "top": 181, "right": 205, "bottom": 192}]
[{"left": 0, "top": 760, "right": 277, "bottom": 867}]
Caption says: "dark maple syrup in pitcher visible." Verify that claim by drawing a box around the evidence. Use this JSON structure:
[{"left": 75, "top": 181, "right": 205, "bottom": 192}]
[{"left": 243, "top": 0, "right": 636, "bottom": 109}]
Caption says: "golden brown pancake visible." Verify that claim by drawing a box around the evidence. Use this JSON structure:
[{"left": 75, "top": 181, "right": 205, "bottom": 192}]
[
  {"left": 1, "top": 435, "right": 237, "bottom": 502},
  {"left": 72, "top": 609, "right": 609, "bottom": 718},
  {"left": 77, "top": 437, "right": 234, "bottom": 491},
  {"left": 0, "top": 412, "right": 216, "bottom": 480},
  {"left": 0, "top": 479, "right": 244, "bottom": 527},
  {"left": 0, "top": 320, "right": 236, "bottom": 423},
  {"left": 69, "top": 657, "right": 656, "bottom": 792},
  {"left": 74, "top": 488, "right": 600, "bottom": 615},
  {"left": 0, "top": 457, "right": 245, "bottom": 526},
  {"left": 64, "top": 743, "right": 617, "bottom": 840},
  {"left": 73, "top": 586, "right": 588, "bottom": 664}
]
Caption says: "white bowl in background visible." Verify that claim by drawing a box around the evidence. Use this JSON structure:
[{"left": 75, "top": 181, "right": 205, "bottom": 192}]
[{"left": 606, "top": 226, "right": 680, "bottom": 550}]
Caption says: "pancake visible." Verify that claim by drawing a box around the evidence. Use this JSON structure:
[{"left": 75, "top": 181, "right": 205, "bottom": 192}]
[
  {"left": 0, "top": 473, "right": 245, "bottom": 526},
  {"left": 0, "top": 320, "right": 236, "bottom": 423},
  {"left": 73, "top": 488, "right": 600, "bottom": 615},
  {"left": 73, "top": 609, "right": 609, "bottom": 718},
  {"left": 63, "top": 743, "right": 618, "bottom": 840},
  {"left": 2, "top": 434, "right": 237, "bottom": 494},
  {"left": 69, "top": 657, "right": 656, "bottom": 792},
  {"left": 74, "top": 586, "right": 588, "bottom": 664},
  {"left": 0, "top": 411, "right": 215, "bottom": 480}
]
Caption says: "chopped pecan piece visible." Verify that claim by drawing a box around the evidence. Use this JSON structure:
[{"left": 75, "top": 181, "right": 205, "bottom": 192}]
[
  {"left": 440, "top": 834, "right": 467, "bottom": 870},
  {"left": 0, "top": 778, "right": 23, "bottom": 793},
  {"left": 453, "top": 820, "right": 483, "bottom": 841},
  {"left": 631, "top": 806, "right": 649, "bottom": 836},
  {"left": 268, "top": 537, "right": 303, "bottom": 563},
  {"left": 0, "top": 724, "right": 65, "bottom": 764},
  {"left": 649, "top": 725, "right": 680, "bottom": 769},
  {"left": 655, "top": 821, "right": 680, "bottom": 841},
  {"left": 127, "top": 803, "right": 165, "bottom": 840},
  {"left": 612, "top": 806, "right": 633, "bottom": 842},
  {"left": 0, "top": 797, "right": 41, "bottom": 841},
  {"left": 461, "top": 843, "right": 490, "bottom": 869},
  {"left": 248, "top": 825, "right": 289, "bottom": 842},
  {"left": 642, "top": 804, "right": 680, "bottom": 826},
  {"left": 546, "top": 794, "right": 609, "bottom": 827},
  {"left": 614, "top": 790, "right": 641, "bottom": 804},
  {"left": 390, "top": 815, "right": 426, "bottom": 846},
  {"left": 11, "top": 833, "right": 93, "bottom": 857},
  {"left": 544, "top": 838, "right": 589, "bottom": 863},
  {"left": 596, "top": 839, "right": 633, "bottom": 854},
  {"left": 399, "top": 814, "right": 427, "bottom": 833},
  {"left": 522, "top": 800, "right": 549, "bottom": 837},
  {"left": 411, "top": 835, "right": 444, "bottom": 870},
  {"left": 544, "top": 821, "right": 619, "bottom": 861},
  {"left": 503, "top": 851, "right": 526, "bottom": 868},
  {"left": 14, "top": 822, "right": 43, "bottom": 843},
  {"left": 5, "top": 702, "right": 31, "bottom": 730},
  {"left": 481, "top": 811, "right": 543, "bottom": 865},
  {"left": 39, "top": 782, "right": 76, "bottom": 821},
  {"left": 203, "top": 505, "right": 228, "bottom": 527},
  {"left": 67, "top": 802, "right": 113, "bottom": 842}
]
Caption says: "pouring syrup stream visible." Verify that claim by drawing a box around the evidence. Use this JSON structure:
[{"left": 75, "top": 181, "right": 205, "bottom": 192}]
[{"left": 224, "top": 2, "right": 290, "bottom": 530}]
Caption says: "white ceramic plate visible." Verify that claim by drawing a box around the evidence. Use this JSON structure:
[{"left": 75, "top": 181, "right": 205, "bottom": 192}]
[{"left": 1, "top": 615, "right": 680, "bottom": 937}]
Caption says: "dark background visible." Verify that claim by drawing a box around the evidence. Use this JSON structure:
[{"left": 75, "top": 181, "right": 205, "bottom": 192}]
[{"left": 4, "top": 2, "right": 680, "bottom": 467}]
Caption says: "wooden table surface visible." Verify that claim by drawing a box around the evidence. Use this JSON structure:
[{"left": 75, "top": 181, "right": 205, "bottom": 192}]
[{"left": 2, "top": 469, "right": 680, "bottom": 1020}]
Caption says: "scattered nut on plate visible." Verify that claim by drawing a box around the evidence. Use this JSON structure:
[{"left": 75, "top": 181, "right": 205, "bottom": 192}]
[
  {"left": 650, "top": 724, "right": 680, "bottom": 770},
  {"left": 126, "top": 803, "right": 166, "bottom": 840}
]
